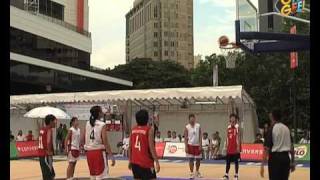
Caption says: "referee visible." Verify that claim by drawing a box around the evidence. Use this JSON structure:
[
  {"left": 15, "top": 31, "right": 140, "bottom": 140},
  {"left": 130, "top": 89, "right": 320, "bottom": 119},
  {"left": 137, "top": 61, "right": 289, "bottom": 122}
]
[{"left": 260, "top": 109, "right": 296, "bottom": 180}]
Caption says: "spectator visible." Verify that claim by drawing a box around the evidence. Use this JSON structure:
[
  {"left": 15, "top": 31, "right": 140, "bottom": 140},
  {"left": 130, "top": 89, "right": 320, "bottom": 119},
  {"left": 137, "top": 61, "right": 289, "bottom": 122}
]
[
  {"left": 56, "top": 124, "right": 63, "bottom": 154},
  {"left": 262, "top": 122, "right": 269, "bottom": 142},
  {"left": 10, "top": 130, "right": 15, "bottom": 142},
  {"left": 16, "top": 130, "right": 25, "bottom": 141},
  {"left": 254, "top": 133, "right": 264, "bottom": 144},
  {"left": 122, "top": 133, "right": 130, "bottom": 157},
  {"left": 299, "top": 132, "right": 310, "bottom": 144},
  {"left": 61, "top": 124, "right": 68, "bottom": 152},
  {"left": 164, "top": 130, "right": 172, "bottom": 142},
  {"left": 25, "top": 130, "right": 34, "bottom": 141},
  {"left": 155, "top": 131, "right": 163, "bottom": 143},
  {"left": 202, "top": 132, "right": 210, "bottom": 159},
  {"left": 211, "top": 132, "right": 221, "bottom": 159},
  {"left": 171, "top": 131, "right": 181, "bottom": 142},
  {"left": 116, "top": 142, "right": 124, "bottom": 155}
]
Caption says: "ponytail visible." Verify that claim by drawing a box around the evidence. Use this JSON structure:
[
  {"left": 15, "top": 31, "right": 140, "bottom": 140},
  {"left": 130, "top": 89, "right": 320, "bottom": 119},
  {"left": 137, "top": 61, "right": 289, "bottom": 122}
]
[
  {"left": 89, "top": 106, "right": 102, "bottom": 127},
  {"left": 89, "top": 115, "right": 95, "bottom": 127}
]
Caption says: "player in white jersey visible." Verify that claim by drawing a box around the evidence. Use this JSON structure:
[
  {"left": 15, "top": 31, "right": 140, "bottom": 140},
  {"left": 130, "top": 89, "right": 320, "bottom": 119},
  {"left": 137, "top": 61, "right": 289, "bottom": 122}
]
[
  {"left": 65, "top": 117, "right": 81, "bottom": 180},
  {"left": 184, "top": 114, "right": 203, "bottom": 179},
  {"left": 202, "top": 132, "right": 210, "bottom": 160},
  {"left": 82, "top": 106, "right": 115, "bottom": 180}
]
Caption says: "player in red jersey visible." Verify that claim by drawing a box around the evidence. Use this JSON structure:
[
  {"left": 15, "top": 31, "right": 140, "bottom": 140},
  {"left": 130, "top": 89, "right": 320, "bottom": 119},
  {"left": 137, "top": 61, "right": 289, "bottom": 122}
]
[
  {"left": 223, "top": 113, "right": 241, "bottom": 180},
  {"left": 38, "top": 114, "right": 57, "bottom": 180},
  {"left": 128, "top": 109, "right": 160, "bottom": 180}
]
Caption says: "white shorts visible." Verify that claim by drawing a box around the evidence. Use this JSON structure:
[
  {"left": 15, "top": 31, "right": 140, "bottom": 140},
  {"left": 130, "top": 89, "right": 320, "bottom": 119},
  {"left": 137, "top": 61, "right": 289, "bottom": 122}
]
[
  {"left": 68, "top": 150, "right": 80, "bottom": 163},
  {"left": 89, "top": 151, "right": 109, "bottom": 180}
]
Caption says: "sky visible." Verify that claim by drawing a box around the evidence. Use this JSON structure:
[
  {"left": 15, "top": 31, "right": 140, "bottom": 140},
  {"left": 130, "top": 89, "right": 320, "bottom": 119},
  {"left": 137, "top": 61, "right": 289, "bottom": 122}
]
[{"left": 89, "top": 0, "right": 258, "bottom": 69}]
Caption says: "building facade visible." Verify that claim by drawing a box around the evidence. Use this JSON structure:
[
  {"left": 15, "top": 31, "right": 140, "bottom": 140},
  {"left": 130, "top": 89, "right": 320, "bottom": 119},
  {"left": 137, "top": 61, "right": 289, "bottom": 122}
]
[
  {"left": 125, "top": 0, "right": 194, "bottom": 70},
  {"left": 10, "top": 0, "right": 132, "bottom": 95},
  {"left": 258, "top": 0, "right": 282, "bottom": 32}
]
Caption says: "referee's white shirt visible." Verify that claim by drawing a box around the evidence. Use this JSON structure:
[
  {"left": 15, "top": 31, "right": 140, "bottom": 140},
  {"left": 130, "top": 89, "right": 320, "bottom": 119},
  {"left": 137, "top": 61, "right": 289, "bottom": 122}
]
[{"left": 271, "top": 123, "right": 292, "bottom": 152}]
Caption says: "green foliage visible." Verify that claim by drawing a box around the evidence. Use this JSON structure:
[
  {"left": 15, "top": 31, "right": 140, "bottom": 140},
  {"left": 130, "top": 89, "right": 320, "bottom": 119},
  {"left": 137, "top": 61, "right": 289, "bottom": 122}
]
[
  {"left": 106, "top": 58, "right": 192, "bottom": 89},
  {"left": 190, "top": 52, "right": 309, "bottom": 129}
]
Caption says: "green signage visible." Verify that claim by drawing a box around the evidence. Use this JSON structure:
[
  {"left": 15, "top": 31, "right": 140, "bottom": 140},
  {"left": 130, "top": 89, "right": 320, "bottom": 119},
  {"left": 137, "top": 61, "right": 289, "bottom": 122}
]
[
  {"left": 294, "top": 144, "right": 310, "bottom": 161},
  {"left": 10, "top": 142, "right": 18, "bottom": 159}
]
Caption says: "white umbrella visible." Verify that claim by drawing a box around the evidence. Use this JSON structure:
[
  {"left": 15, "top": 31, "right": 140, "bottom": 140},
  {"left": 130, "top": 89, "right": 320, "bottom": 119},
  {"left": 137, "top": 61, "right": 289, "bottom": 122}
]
[{"left": 24, "top": 106, "right": 71, "bottom": 119}]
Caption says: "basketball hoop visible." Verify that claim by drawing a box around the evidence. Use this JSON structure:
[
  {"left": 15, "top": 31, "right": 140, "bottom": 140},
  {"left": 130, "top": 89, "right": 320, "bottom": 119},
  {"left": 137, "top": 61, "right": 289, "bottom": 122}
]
[{"left": 218, "top": 35, "right": 240, "bottom": 69}]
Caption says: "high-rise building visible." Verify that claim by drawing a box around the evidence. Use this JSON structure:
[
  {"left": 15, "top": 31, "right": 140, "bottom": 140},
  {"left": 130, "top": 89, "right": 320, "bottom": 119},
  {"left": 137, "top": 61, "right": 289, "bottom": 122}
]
[
  {"left": 258, "top": 0, "right": 282, "bottom": 32},
  {"left": 125, "top": 0, "right": 194, "bottom": 70},
  {"left": 193, "top": 54, "right": 201, "bottom": 68},
  {"left": 10, "top": 0, "right": 132, "bottom": 95}
]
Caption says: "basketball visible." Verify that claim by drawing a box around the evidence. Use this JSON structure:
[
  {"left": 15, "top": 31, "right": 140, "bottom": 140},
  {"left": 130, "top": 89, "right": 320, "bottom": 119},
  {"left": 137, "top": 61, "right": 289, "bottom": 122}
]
[{"left": 218, "top": 36, "right": 229, "bottom": 47}]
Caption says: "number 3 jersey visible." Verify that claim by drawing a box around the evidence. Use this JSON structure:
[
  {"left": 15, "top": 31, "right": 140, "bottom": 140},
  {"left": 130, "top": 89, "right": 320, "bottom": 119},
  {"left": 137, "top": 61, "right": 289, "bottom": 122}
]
[
  {"left": 130, "top": 125, "right": 154, "bottom": 168},
  {"left": 84, "top": 120, "right": 106, "bottom": 151}
]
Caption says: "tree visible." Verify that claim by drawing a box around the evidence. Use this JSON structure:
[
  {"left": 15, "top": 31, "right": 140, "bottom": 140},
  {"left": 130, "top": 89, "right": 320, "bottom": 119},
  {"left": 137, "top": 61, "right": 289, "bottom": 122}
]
[{"left": 107, "top": 58, "right": 192, "bottom": 89}]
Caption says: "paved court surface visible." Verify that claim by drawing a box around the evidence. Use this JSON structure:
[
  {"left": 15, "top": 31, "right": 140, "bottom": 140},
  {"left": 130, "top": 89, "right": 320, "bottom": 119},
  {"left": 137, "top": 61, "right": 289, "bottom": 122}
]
[{"left": 10, "top": 156, "right": 310, "bottom": 180}]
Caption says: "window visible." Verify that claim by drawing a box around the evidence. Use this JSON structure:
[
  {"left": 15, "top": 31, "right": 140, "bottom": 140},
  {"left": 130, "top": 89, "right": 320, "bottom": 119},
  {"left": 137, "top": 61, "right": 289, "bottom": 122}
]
[
  {"left": 154, "top": 41, "right": 158, "bottom": 47},
  {"left": 164, "top": 31, "right": 168, "bottom": 37},
  {"left": 171, "top": 51, "right": 175, "bottom": 56},
  {"left": 164, "top": 41, "right": 168, "bottom": 46},
  {"left": 171, "top": 42, "right": 175, "bottom": 47},
  {"left": 154, "top": 22, "right": 158, "bottom": 28},
  {"left": 39, "top": 0, "right": 64, "bottom": 20},
  {"left": 164, "top": 51, "right": 168, "bottom": 56},
  {"left": 154, "top": 5, "right": 158, "bottom": 18},
  {"left": 154, "top": 32, "right": 158, "bottom": 38},
  {"left": 154, "top": 51, "right": 158, "bottom": 57}
]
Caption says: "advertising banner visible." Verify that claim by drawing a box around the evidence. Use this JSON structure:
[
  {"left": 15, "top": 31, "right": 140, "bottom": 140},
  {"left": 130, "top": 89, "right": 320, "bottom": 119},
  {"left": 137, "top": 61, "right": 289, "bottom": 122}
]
[
  {"left": 10, "top": 142, "right": 18, "bottom": 159},
  {"left": 240, "top": 143, "right": 310, "bottom": 162},
  {"left": 163, "top": 142, "right": 186, "bottom": 158},
  {"left": 15, "top": 141, "right": 40, "bottom": 158},
  {"left": 155, "top": 142, "right": 166, "bottom": 158},
  {"left": 294, "top": 144, "right": 310, "bottom": 161},
  {"left": 240, "top": 143, "right": 264, "bottom": 161}
]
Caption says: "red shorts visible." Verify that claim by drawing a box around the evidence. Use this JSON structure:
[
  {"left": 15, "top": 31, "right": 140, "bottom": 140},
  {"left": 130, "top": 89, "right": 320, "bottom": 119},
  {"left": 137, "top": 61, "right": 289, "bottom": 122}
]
[
  {"left": 187, "top": 145, "right": 201, "bottom": 158},
  {"left": 86, "top": 150, "right": 106, "bottom": 176}
]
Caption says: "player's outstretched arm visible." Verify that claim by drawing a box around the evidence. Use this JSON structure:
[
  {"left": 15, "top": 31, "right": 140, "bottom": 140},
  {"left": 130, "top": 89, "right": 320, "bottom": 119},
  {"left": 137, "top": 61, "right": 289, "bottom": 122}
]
[
  {"left": 64, "top": 130, "right": 72, "bottom": 154},
  {"left": 184, "top": 127, "right": 188, "bottom": 154},
  {"left": 47, "top": 129, "right": 53, "bottom": 156},
  {"left": 102, "top": 125, "right": 115, "bottom": 166},
  {"left": 148, "top": 127, "right": 160, "bottom": 173},
  {"left": 128, "top": 134, "right": 132, "bottom": 170}
]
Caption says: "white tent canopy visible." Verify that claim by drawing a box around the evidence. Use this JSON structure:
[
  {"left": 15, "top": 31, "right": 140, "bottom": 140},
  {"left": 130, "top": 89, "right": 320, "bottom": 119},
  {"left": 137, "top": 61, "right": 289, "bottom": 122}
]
[{"left": 10, "top": 85, "right": 255, "bottom": 106}]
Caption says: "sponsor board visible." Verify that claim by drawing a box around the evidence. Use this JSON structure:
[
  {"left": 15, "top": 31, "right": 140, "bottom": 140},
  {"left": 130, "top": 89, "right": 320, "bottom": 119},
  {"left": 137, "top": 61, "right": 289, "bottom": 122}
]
[
  {"left": 240, "top": 144, "right": 264, "bottom": 161},
  {"left": 156, "top": 142, "right": 166, "bottom": 158},
  {"left": 294, "top": 144, "right": 309, "bottom": 161},
  {"left": 15, "top": 141, "right": 40, "bottom": 158},
  {"left": 163, "top": 142, "right": 186, "bottom": 158}
]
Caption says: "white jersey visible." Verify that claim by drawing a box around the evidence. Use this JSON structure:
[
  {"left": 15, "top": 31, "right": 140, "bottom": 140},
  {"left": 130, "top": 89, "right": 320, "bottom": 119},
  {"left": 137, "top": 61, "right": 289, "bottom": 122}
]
[
  {"left": 69, "top": 127, "right": 80, "bottom": 150},
  {"left": 84, "top": 120, "right": 106, "bottom": 151},
  {"left": 202, "top": 138, "right": 210, "bottom": 147},
  {"left": 164, "top": 137, "right": 172, "bottom": 142},
  {"left": 171, "top": 137, "right": 181, "bottom": 142},
  {"left": 186, "top": 123, "right": 201, "bottom": 145}
]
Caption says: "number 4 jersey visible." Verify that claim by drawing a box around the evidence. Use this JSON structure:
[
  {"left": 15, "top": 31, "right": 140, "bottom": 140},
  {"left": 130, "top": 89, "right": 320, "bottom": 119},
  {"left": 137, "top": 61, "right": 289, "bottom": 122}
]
[
  {"left": 130, "top": 125, "right": 154, "bottom": 168},
  {"left": 84, "top": 120, "right": 106, "bottom": 151}
]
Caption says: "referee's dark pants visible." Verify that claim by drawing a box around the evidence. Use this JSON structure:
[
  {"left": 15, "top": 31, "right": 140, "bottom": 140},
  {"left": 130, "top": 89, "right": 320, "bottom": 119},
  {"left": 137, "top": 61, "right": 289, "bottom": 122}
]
[{"left": 268, "top": 152, "right": 290, "bottom": 180}]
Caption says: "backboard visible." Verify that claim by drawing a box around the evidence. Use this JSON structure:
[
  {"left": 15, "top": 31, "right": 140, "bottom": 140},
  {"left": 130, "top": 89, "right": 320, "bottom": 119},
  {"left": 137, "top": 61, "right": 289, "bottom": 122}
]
[{"left": 235, "top": 0, "right": 310, "bottom": 53}]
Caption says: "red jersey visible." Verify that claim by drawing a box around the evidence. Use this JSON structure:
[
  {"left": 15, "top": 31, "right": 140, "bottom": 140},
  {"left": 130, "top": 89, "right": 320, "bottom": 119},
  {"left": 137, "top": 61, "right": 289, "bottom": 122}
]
[
  {"left": 227, "top": 125, "right": 239, "bottom": 154},
  {"left": 130, "top": 125, "right": 154, "bottom": 168},
  {"left": 38, "top": 127, "right": 53, "bottom": 157}
]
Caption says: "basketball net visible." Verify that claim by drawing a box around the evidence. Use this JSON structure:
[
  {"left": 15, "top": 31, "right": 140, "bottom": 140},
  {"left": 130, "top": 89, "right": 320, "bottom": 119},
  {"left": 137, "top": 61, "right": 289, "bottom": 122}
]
[
  {"left": 220, "top": 46, "right": 240, "bottom": 69},
  {"left": 218, "top": 36, "right": 240, "bottom": 69}
]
